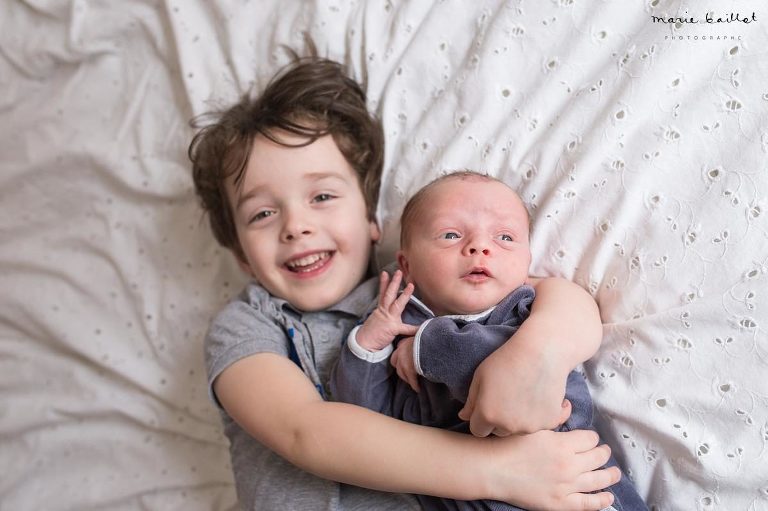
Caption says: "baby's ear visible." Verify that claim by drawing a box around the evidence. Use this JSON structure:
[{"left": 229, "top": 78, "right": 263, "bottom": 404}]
[
  {"left": 369, "top": 220, "right": 381, "bottom": 243},
  {"left": 396, "top": 250, "right": 411, "bottom": 282}
]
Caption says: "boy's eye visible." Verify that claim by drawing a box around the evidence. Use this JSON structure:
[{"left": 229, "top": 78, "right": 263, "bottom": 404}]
[
  {"left": 441, "top": 232, "right": 461, "bottom": 240},
  {"left": 499, "top": 234, "right": 514, "bottom": 242},
  {"left": 313, "top": 193, "right": 334, "bottom": 203},
  {"left": 249, "top": 210, "right": 274, "bottom": 223}
]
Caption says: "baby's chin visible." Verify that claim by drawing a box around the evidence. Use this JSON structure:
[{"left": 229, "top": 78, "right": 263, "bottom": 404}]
[
  {"left": 440, "top": 299, "right": 500, "bottom": 317},
  {"left": 422, "top": 288, "right": 511, "bottom": 316}
]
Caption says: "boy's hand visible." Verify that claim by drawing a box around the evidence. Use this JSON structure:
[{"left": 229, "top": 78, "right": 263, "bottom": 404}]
[
  {"left": 356, "top": 270, "right": 418, "bottom": 352},
  {"left": 390, "top": 336, "right": 419, "bottom": 392},
  {"left": 460, "top": 278, "right": 603, "bottom": 436},
  {"left": 486, "top": 429, "right": 620, "bottom": 510},
  {"left": 459, "top": 336, "right": 571, "bottom": 436}
]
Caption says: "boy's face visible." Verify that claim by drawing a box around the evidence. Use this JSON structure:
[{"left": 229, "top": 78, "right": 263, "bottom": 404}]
[
  {"left": 228, "top": 132, "right": 380, "bottom": 312},
  {"left": 397, "top": 178, "right": 531, "bottom": 316}
]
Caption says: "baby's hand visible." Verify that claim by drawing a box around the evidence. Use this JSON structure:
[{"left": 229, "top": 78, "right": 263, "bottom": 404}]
[
  {"left": 390, "top": 336, "right": 419, "bottom": 392},
  {"left": 356, "top": 270, "right": 418, "bottom": 352}
]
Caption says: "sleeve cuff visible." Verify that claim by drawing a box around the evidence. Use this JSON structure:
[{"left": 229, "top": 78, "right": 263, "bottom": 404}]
[
  {"left": 347, "top": 325, "right": 393, "bottom": 363},
  {"left": 412, "top": 318, "right": 433, "bottom": 376}
]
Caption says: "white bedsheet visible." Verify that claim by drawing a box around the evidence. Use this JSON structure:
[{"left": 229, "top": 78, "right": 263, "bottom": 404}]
[{"left": 1, "top": 1, "right": 767, "bottom": 509}]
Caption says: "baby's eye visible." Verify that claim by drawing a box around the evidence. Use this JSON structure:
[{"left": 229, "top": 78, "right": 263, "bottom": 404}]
[
  {"left": 249, "top": 210, "right": 275, "bottom": 223},
  {"left": 499, "top": 234, "right": 514, "bottom": 242},
  {"left": 441, "top": 232, "right": 461, "bottom": 240},
  {"left": 312, "top": 193, "right": 335, "bottom": 203}
]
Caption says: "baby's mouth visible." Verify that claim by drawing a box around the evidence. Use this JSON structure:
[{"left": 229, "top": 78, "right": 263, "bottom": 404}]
[
  {"left": 466, "top": 267, "right": 491, "bottom": 277},
  {"left": 284, "top": 251, "right": 332, "bottom": 273}
]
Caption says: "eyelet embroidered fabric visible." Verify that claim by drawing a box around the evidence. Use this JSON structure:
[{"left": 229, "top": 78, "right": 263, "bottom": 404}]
[{"left": 1, "top": 1, "right": 766, "bottom": 510}]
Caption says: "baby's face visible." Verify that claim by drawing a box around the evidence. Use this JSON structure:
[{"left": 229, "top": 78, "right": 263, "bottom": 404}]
[{"left": 398, "top": 178, "right": 531, "bottom": 316}]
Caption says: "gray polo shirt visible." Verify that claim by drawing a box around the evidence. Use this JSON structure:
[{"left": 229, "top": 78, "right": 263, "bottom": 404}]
[{"left": 205, "top": 277, "right": 419, "bottom": 511}]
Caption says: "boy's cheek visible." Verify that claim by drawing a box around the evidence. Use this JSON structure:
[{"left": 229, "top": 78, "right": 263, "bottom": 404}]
[{"left": 235, "top": 253, "right": 255, "bottom": 277}]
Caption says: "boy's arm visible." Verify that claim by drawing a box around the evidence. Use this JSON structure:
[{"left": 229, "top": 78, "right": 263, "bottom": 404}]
[
  {"left": 459, "top": 277, "right": 603, "bottom": 436},
  {"left": 215, "top": 351, "right": 620, "bottom": 510}
]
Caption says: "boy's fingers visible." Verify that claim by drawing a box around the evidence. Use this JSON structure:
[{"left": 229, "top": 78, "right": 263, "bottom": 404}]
[
  {"left": 557, "top": 399, "right": 572, "bottom": 426},
  {"left": 574, "top": 466, "right": 621, "bottom": 494},
  {"left": 568, "top": 430, "right": 602, "bottom": 453},
  {"left": 457, "top": 384, "right": 477, "bottom": 422},
  {"left": 459, "top": 383, "right": 495, "bottom": 437},
  {"left": 566, "top": 491, "right": 615, "bottom": 511},
  {"left": 399, "top": 324, "right": 419, "bottom": 336},
  {"left": 467, "top": 417, "right": 494, "bottom": 438},
  {"left": 489, "top": 427, "right": 511, "bottom": 437},
  {"left": 571, "top": 443, "right": 616, "bottom": 490},
  {"left": 577, "top": 443, "right": 612, "bottom": 471}
]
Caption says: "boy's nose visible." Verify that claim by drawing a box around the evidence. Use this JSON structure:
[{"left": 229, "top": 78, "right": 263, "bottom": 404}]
[
  {"left": 281, "top": 210, "right": 314, "bottom": 242},
  {"left": 283, "top": 228, "right": 312, "bottom": 241}
]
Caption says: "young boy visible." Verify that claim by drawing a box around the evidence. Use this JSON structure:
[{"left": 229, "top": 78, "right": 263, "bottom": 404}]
[
  {"left": 331, "top": 171, "right": 647, "bottom": 511},
  {"left": 189, "top": 56, "right": 621, "bottom": 510}
]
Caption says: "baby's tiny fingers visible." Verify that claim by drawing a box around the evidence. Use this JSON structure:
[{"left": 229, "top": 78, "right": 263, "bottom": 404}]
[
  {"left": 392, "top": 283, "right": 414, "bottom": 312},
  {"left": 377, "top": 271, "right": 391, "bottom": 304},
  {"left": 381, "top": 270, "right": 403, "bottom": 306},
  {"left": 390, "top": 345, "right": 400, "bottom": 366},
  {"left": 407, "top": 372, "right": 420, "bottom": 393},
  {"left": 396, "top": 363, "right": 420, "bottom": 393}
]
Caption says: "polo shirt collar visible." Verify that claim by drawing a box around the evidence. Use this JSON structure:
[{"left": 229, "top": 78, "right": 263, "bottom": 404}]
[{"left": 274, "top": 275, "right": 378, "bottom": 318}]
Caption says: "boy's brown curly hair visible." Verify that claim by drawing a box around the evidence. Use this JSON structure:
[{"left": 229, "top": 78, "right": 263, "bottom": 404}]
[{"left": 188, "top": 57, "right": 384, "bottom": 261}]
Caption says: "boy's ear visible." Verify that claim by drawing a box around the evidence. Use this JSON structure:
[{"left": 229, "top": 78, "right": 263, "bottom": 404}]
[
  {"left": 369, "top": 220, "right": 381, "bottom": 242},
  {"left": 396, "top": 250, "right": 411, "bottom": 282}
]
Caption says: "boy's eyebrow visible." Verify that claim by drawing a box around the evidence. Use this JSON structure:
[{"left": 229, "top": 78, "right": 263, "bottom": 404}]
[
  {"left": 235, "top": 186, "right": 265, "bottom": 210},
  {"left": 304, "top": 171, "right": 348, "bottom": 182},
  {"left": 235, "top": 171, "right": 350, "bottom": 209}
]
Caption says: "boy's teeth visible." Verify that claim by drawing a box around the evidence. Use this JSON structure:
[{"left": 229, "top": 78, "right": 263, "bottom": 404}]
[{"left": 286, "top": 252, "right": 329, "bottom": 271}]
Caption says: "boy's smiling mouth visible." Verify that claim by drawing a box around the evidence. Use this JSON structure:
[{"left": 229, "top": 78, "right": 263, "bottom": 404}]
[{"left": 284, "top": 251, "right": 333, "bottom": 274}]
